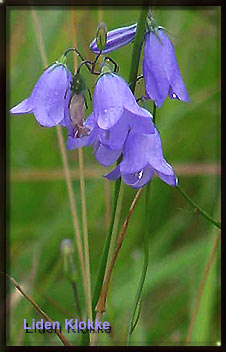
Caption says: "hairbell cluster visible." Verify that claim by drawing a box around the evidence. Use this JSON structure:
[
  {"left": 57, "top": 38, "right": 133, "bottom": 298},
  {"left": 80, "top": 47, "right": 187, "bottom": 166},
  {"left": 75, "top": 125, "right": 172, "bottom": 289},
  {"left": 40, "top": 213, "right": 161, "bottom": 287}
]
[{"left": 10, "top": 13, "right": 189, "bottom": 189}]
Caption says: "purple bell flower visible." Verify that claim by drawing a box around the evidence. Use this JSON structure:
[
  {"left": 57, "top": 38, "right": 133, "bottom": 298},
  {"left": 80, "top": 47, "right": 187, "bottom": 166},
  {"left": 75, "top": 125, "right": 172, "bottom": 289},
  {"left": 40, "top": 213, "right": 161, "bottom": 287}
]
[
  {"left": 93, "top": 72, "right": 155, "bottom": 134},
  {"left": 90, "top": 22, "right": 189, "bottom": 108},
  {"left": 143, "top": 30, "right": 189, "bottom": 107},
  {"left": 66, "top": 72, "right": 155, "bottom": 167},
  {"left": 10, "top": 63, "right": 72, "bottom": 127},
  {"left": 105, "top": 128, "right": 177, "bottom": 189},
  {"left": 90, "top": 24, "right": 137, "bottom": 54}
]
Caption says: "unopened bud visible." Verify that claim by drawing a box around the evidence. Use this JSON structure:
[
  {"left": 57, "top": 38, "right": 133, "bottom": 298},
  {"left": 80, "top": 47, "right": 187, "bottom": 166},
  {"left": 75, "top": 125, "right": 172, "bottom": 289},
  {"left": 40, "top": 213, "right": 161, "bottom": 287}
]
[
  {"left": 96, "top": 22, "right": 107, "bottom": 51},
  {"left": 60, "top": 239, "right": 76, "bottom": 282},
  {"left": 61, "top": 239, "right": 74, "bottom": 257}
]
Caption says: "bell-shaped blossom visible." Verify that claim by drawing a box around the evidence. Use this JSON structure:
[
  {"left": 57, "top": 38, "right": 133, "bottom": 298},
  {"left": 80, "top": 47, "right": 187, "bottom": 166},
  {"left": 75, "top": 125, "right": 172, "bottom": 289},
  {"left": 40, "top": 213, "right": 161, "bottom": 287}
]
[
  {"left": 90, "top": 22, "right": 189, "bottom": 108},
  {"left": 105, "top": 128, "right": 177, "bottom": 189},
  {"left": 66, "top": 72, "right": 155, "bottom": 167},
  {"left": 66, "top": 113, "right": 122, "bottom": 167},
  {"left": 143, "top": 30, "right": 189, "bottom": 107},
  {"left": 93, "top": 72, "right": 155, "bottom": 134},
  {"left": 10, "top": 63, "right": 72, "bottom": 127},
  {"left": 90, "top": 24, "right": 137, "bottom": 54}
]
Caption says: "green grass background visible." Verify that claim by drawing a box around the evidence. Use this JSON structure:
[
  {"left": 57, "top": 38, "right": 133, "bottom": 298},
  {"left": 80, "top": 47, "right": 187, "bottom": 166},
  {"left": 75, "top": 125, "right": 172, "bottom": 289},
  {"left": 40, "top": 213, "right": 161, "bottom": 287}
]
[{"left": 7, "top": 6, "right": 221, "bottom": 346}]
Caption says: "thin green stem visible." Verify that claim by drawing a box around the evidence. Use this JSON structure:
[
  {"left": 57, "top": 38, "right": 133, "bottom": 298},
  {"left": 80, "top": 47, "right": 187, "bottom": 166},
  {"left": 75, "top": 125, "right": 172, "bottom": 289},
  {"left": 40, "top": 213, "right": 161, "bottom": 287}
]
[
  {"left": 131, "top": 300, "right": 142, "bottom": 334},
  {"left": 71, "top": 281, "right": 82, "bottom": 321},
  {"left": 127, "top": 183, "right": 150, "bottom": 345},
  {"left": 106, "top": 183, "right": 125, "bottom": 271},
  {"left": 129, "top": 6, "right": 149, "bottom": 93},
  {"left": 92, "top": 176, "right": 121, "bottom": 315},
  {"left": 127, "top": 100, "right": 157, "bottom": 344},
  {"left": 152, "top": 102, "right": 157, "bottom": 124},
  {"left": 92, "top": 6, "right": 149, "bottom": 319},
  {"left": 176, "top": 184, "right": 221, "bottom": 229}
]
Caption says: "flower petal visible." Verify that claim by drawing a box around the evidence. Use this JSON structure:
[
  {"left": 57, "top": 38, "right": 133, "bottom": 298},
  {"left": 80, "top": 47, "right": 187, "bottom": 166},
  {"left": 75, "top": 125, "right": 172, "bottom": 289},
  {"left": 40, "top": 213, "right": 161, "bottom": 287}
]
[
  {"left": 104, "top": 165, "right": 121, "bottom": 180},
  {"left": 60, "top": 87, "right": 73, "bottom": 133},
  {"left": 96, "top": 107, "right": 124, "bottom": 130},
  {"left": 30, "top": 64, "right": 71, "bottom": 127},
  {"left": 157, "top": 30, "right": 189, "bottom": 103},
  {"left": 99, "top": 113, "right": 129, "bottom": 149},
  {"left": 84, "top": 112, "right": 96, "bottom": 129},
  {"left": 122, "top": 165, "right": 154, "bottom": 189},
  {"left": 67, "top": 135, "right": 90, "bottom": 150},
  {"left": 156, "top": 171, "right": 178, "bottom": 186},
  {"left": 94, "top": 74, "right": 136, "bottom": 115},
  {"left": 93, "top": 74, "right": 124, "bottom": 115},
  {"left": 146, "top": 130, "right": 176, "bottom": 178},
  {"left": 94, "top": 143, "right": 121, "bottom": 167},
  {"left": 66, "top": 113, "right": 97, "bottom": 150},
  {"left": 120, "top": 131, "right": 149, "bottom": 174},
  {"left": 143, "top": 32, "right": 170, "bottom": 107},
  {"left": 10, "top": 98, "right": 33, "bottom": 115},
  {"left": 124, "top": 107, "right": 155, "bottom": 134}
]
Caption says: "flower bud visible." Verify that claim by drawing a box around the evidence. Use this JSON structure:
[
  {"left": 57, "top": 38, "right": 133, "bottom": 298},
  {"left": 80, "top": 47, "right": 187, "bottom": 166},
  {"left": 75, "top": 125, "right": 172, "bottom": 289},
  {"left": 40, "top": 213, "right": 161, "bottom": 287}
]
[
  {"left": 90, "top": 23, "right": 137, "bottom": 54},
  {"left": 61, "top": 238, "right": 74, "bottom": 256},
  {"left": 61, "top": 239, "right": 76, "bottom": 282},
  {"left": 96, "top": 21, "right": 107, "bottom": 51}
]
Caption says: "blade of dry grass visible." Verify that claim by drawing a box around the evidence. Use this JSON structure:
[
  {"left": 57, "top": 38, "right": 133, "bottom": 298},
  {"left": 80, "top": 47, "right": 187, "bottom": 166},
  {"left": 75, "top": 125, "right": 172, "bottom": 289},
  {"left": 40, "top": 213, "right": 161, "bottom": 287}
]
[
  {"left": 31, "top": 8, "right": 87, "bottom": 309},
  {"left": 7, "top": 274, "right": 72, "bottom": 346},
  {"left": 184, "top": 231, "right": 221, "bottom": 345},
  {"left": 10, "top": 163, "right": 221, "bottom": 182},
  {"left": 95, "top": 188, "right": 143, "bottom": 315},
  {"left": 71, "top": 6, "right": 93, "bottom": 335}
]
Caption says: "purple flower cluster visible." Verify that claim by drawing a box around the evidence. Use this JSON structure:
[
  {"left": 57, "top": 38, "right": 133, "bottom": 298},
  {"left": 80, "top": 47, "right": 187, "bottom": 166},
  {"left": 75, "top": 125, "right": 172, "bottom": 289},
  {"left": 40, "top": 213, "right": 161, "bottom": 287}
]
[
  {"left": 10, "top": 15, "right": 186, "bottom": 189},
  {"left": 90, "top": 22, "right": 189, "bottom": 107},
  {"left": 66, "top": 71, "right": 177, "bottom": 188}
]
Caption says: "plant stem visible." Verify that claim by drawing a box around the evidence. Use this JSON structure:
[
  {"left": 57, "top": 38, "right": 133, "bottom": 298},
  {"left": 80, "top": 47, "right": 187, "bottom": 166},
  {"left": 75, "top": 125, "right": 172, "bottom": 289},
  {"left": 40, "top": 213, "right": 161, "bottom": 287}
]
[
  {"left": 7, "top": 274, "right": 71, "bottom": 346},
  {"left": 176, "top": 184, "right": 221, "bottom": 229},
  {"left": 92, "top": 176, "right": 121, "bottom": 315},
  {"left": 185, "top": 231, "right": 221, "bottom": 345},
  {"left": 152, "top": 102, "right": 157, "bottom": 124},
  {"left": 127, "top": 183, "right": 150, "bottom": 345},
  {"left": 129, "top": 6, "right": 149, "bottom": 93},
  {"left": 71, "top": 9, "right": 94, "bottom": 346},
  {"left": 95, "top": 188, "right": 143, "bottom": 314},
  {"left": 92, "top": 3, "right": 149, "bottom": 323},
  {"left": 71, "top": 281, "right": 82, "bottom": 321},
  {"left": 78, "top": 148, "right": 93, "bottom": 324},
  {"left": 106, "top": 182, "right": 124, "bottom": 271},
  {"left": 31, "top": 9, "right": 87, "bottom": 309}
]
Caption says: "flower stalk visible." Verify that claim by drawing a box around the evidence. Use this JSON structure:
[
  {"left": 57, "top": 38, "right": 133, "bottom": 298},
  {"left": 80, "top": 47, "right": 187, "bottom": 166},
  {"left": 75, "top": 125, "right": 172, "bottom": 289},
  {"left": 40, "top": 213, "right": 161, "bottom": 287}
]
[
  {"left": 92, "top": 175, "right": 121, "bottom": 314},
  {"left": 92, "top": 6, "right": 150, "bottom": 319},
  {"left": 30, "top": 9, "right": 88, "bottom": 317},
  {"left": 127, "top": 183, "right": 150, "bottom": 345},
  {"left": 129, "top": 7, "right": 149, "bottom": 93},
  {"left": 95, "top": 188, "right": 143, "bottom": 314},
  {"left": 7, "top": 274, "right": 72, "bottom": 346},
  {"left": 176, "top": 184, "right": 221, "bottom": 229},
  {"left": 126, "top": 102, "right": 156, "bottom": 344}
]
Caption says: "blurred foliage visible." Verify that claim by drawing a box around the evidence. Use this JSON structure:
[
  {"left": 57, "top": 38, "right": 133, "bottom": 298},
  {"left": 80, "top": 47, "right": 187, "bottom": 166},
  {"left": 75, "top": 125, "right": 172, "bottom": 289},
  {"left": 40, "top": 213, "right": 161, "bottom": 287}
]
[{"left": 7, "top": 6, "right": 220, "bottom": 346}]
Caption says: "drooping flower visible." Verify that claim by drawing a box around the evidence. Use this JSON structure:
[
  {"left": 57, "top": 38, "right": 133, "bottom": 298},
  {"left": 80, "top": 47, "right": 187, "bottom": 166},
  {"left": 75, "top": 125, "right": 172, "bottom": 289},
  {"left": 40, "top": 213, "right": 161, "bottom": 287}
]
[
  {"left": 66, "top": 71, "right": 155, "bottom": 167},
  {"left": 10, "top": 63, "right": 72, "bottom": 127},
  {"left": 90, "top": 23, "right": 137, "bottom": 54},
  {"left": 105, "top": 128, "right": 177, "bottom": 189},
  {"left": 143, "top": 29, "right": 189, "bottom": 107},
  {"left": 90, "top": 20, "right": 189, "bottom": 108},
  {"left": 93, "top": 72, "right": 155, "bottom": 134}
]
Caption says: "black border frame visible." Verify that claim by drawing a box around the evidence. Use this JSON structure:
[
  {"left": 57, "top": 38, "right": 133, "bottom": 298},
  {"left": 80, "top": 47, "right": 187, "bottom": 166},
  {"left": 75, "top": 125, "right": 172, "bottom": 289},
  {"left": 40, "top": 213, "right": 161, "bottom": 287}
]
[{"left": 0, "top": 0, "right": 224, "bottom": 351}]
